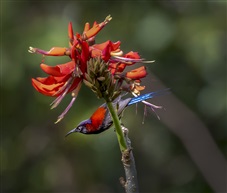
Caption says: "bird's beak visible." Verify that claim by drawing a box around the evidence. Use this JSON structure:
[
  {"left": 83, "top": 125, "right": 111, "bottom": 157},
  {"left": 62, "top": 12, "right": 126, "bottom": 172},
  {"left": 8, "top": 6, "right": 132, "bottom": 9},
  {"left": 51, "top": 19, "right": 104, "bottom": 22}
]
[{"left": 65, "top": 128, "right": 76, "bottom": 137}]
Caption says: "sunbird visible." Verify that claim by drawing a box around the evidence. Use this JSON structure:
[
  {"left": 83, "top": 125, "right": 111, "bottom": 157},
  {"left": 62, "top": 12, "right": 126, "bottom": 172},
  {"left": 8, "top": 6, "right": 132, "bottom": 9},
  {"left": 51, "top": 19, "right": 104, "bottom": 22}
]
[{"left": 65, "top": 89, "right": 169, "bottom": 136}]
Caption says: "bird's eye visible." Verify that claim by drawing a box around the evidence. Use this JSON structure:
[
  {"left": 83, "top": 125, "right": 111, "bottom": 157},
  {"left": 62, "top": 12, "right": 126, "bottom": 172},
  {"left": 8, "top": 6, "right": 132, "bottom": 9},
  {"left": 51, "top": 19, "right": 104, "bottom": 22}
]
[{"left": 77, "top": 126, "right": 83, "bottom": 132}]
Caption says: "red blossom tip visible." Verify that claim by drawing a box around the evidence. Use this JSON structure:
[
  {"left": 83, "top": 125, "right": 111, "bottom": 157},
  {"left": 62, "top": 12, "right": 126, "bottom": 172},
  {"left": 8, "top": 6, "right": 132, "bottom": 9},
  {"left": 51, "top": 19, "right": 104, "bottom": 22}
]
[
  {"left": 68, "top": 22, "right": 74, "bottom": 44},
  {"left": 82, "top": 15, "right": 112, "bottom": 41},
  {"left": 83, "top": 22, "right": 90, "bottom": 33}
]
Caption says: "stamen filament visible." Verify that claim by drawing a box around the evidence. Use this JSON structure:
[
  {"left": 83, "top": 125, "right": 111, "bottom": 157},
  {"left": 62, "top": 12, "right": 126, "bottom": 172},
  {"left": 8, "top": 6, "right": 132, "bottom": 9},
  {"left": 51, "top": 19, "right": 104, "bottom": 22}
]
[
  {"left": 55, "top": 97, "right": 77, "bottom": 124},
  {"left": 112, "top": 56, "right": 155, "bottom": 63},
  {"left": 50, "top": 83, "right": 72, "bottom": 109}
]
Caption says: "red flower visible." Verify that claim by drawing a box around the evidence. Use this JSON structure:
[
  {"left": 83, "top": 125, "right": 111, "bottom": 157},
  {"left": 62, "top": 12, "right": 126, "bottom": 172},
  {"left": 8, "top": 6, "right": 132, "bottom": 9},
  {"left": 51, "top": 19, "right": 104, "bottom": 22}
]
[
  {"left": 29, "top": 15, "right": 153, "bottom": 122},
  {"left": 90, "top": 40, "right": 121, "bottom": 62}
]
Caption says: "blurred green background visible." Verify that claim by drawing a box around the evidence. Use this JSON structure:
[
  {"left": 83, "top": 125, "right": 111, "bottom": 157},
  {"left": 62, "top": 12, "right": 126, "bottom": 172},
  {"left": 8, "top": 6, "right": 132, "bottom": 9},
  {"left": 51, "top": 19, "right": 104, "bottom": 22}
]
[{"left": 1, "top": 1, "right": 226, "bottom": 193}]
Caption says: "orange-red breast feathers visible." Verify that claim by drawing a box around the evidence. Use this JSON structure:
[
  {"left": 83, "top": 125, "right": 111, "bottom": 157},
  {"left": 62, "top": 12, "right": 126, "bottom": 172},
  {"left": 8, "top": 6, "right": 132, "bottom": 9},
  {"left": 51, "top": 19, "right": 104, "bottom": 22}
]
[{"left": 87, "top": 107, "right": 107, "bottom": 132}]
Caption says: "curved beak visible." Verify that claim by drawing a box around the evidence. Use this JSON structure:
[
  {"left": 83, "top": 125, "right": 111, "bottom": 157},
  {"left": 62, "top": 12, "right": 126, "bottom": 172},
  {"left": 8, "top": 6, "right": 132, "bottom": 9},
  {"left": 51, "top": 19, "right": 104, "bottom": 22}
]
[{"left": 65, "top": 128, "right": 76, "bottom": 137}]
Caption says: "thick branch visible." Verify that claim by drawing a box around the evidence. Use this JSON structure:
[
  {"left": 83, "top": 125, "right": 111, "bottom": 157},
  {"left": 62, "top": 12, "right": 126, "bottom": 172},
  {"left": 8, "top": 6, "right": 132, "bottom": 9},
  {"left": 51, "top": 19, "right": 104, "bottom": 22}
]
[{"left": 120, "top": 126, "right": 139, "bottom": 193}]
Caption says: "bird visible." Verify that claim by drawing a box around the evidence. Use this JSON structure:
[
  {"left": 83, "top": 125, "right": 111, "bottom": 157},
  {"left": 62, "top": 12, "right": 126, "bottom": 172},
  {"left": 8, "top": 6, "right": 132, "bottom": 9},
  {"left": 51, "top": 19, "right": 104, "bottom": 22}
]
[{"left": 65, "top": 89, "right": 169, "bottom": 136}]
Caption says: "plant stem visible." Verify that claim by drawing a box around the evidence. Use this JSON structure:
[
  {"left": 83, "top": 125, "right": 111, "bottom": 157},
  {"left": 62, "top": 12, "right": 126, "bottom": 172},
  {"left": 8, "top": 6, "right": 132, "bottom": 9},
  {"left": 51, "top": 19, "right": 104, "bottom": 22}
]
[
  {"left": 106, "top": 101, "right": 139, "bottom": 193},
  {"left": 106, "top": 101, "right": 127, "bottom": 152},
  {"left": 121, "top": 126, "right": 139, "bottom": 193}
]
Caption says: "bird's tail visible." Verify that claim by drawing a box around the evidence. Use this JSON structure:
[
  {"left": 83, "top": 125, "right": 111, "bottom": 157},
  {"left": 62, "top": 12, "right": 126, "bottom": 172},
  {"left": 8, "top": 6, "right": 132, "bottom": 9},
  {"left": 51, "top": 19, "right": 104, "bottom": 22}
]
[{"left": 128, "top": 88, "right": 170, "bottom": 106}]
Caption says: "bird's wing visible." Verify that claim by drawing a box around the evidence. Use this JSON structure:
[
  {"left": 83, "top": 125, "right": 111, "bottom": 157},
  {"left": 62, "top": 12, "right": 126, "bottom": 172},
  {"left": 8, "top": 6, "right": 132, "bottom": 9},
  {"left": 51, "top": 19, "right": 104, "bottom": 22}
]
[{"left": 102, "top": 98, "right": 131, "bottom": 129}]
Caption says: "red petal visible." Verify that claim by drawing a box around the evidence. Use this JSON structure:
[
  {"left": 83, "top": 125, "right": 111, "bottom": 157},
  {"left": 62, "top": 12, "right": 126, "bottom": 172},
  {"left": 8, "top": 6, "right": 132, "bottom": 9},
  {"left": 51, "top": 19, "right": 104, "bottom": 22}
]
[
  {"left": 82, "top": 16, "right": 111, "bottom": 40},
  {"left": 36, "top": 75, "right": 70, "bottom": 84},
  {"left": 32, "top": 78, "right": 65, "bottom": 96},
  {"left": 92, "top": 21, "right": 97, "bottom": 27},
  {"left": 108, "top": 63, "right": 117, "bottom": 74},
  {"left": 40, "top": 61, "right": 75, "bottom": 77},
  {"left": 90, "top": 49, "right": 102, "bottom": 58},
  {"left": 111, "top": 41, "right": 121, "bottom": 50},
  {"left": 116, "top": 63, "right": 126, "bottom": 72},
  {"left": 90, "top": 41, "right": 121, "bottom": 61},
  {"left": 101, "top": 43, "right": 112, "bottom": 61},
  {"left": 83, "top": 22, "right": 90, "bottom": 33},
  {"left": 124, "top": 51, "right": 140, "bottom": 59},
  {"left": 109, "top": 62, "right": 126, "bottom": 74},
  {"left": 91, "top": 41, "right": 110, "bottom": 51},
  {"left": 80, "top": 41, "right": 90, "bottom": 69},
  {"left": 126, "top": 66, "right": 147, "bottom": 79},
  {"left": 46, "top": 47, "right": 68, "bottom": 56},
  {"left": 91, "top": 41, "right": 120, "bottom": 52},
  {"left": 30, "top": 47, "right": 68, "bottom": 56},
  {"left": 68, "top": 22, "right": 74, "bottom": 41}
]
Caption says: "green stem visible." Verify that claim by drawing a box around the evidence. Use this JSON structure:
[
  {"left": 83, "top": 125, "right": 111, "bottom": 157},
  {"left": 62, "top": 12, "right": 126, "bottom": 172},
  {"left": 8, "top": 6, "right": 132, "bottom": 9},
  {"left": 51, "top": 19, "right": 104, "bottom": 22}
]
[{"left": 106, "top": 101, "right": 127, "bottom": 152}]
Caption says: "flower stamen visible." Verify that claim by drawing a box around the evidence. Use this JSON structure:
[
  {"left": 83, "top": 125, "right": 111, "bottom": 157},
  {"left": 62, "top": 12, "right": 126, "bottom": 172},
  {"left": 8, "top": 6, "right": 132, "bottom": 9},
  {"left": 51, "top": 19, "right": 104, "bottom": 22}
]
[
  {"left": 55, "top": 97, "right": 77, "bottom": 124},
  {"left": 104, "top": 15, "right": 112, "bottom": 25},
  {"left": 55, "top": 81, "right": 82, "bottom": 123},
  {"left": 110, "top": 50, "right": 123, "bottom": 57},
  {"left": 50, "top": 78, "right": 74, "bottom": 109},
  {"left": 112, "top": 55, "right": 155, "bottom": 64},
  {"left": 28, "top": 46, "right": 37, "bottom": 53}
]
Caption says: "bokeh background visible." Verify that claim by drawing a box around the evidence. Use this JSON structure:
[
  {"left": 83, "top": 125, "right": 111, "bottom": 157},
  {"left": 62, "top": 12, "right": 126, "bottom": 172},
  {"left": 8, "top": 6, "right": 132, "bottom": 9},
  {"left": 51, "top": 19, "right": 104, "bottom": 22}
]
[{"left": 1, "top": 1, "right": 226, "bottom": 193}]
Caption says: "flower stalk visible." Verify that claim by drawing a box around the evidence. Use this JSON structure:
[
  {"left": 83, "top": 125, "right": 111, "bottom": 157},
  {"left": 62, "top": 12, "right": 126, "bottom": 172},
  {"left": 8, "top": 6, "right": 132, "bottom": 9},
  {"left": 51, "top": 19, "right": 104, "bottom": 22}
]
[
  {"left": 105, "top": 101, "right": 139, "bottom": 193},
  {"left": 106, "top": 101, "right": 127, "bottom": 151}
]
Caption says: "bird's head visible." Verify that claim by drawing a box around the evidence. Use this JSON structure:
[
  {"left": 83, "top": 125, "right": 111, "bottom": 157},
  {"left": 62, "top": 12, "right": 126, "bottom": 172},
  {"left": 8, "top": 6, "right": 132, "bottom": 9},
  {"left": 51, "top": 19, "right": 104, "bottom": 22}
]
[{"left": 65, "top": 119, "right": 91, "bottom": 137}]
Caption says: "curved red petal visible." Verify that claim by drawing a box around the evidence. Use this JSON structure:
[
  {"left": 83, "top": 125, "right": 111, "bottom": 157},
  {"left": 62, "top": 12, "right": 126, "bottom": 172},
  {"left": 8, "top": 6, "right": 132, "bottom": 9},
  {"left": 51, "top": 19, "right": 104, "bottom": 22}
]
[
  {"left": 68, "top": 22, "right": 74, "bottom": 41},
  {"left": 91, "top": 40, "right": 120, "bottom": 52},
  {"left": 58, "top": 61, "right": 75, "bottom": 75},
  {"left": 109, "top": 62, "right": 126, "bottom": 74},
  {"left": 126, "top": 66, "right": 147, "bottom": 79},
  {"left": 36, "top": 75, "right": 70, "bottom": 85},
  {"left": 40, "top": 61, "right": 75, "bottom": 77},
  {"left": 111, "top": 41, "right": 121, "bottom": 50},
  {"left": 82, "top": 16, "right": 111, "bottom": 40},
  {"left": 91, "top": 41, "right": 110, "bottom": 51},
  {"left": 80, "top": 41, "right": 90, "bottom": 68},
  {"left": 116, "top": 63, "right": 126, "bottom": 72},
  {"left": 40, "top": 64, "right": 62, "bottom": 77},
  {"left": 90, "top": 41, "right": 121, "bottom": 61},
  {"left": 108, "top": 63, "right": 117, "bottom": 74},
  {"left": 32, "top": 78, "right": 65, "bottom": 96},
  {"left": 124, "top": 51, "right": 140, "bottom": 59},
  {"left": 101, "top": 43, "right": 111, "bottom": 61}
]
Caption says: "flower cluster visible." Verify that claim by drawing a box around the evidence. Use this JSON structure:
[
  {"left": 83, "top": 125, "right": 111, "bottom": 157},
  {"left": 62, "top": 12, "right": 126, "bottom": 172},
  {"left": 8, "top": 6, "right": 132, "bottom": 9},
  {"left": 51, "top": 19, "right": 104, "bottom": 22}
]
[{"left": 29, "top": 15, "right": 154, "bottom": 123}]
